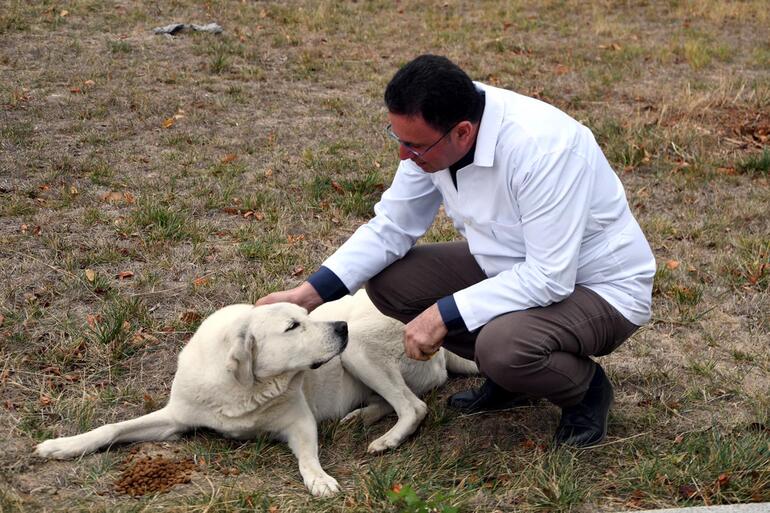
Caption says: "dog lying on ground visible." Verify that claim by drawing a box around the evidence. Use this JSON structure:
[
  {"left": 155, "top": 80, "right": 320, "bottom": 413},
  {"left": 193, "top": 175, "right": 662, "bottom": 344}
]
[{"left": 35, "top": 290, "right": 477, "bottom": 496}]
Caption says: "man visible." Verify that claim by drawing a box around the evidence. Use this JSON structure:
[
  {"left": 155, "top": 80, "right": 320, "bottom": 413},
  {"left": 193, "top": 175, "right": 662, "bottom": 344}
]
[{"left": 257, "top": 54, "right": 655, "bottom": 447}]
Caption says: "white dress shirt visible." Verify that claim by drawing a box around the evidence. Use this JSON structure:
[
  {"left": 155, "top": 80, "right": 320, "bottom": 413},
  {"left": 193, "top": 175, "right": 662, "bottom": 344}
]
[{"left": 321, "top": 83, "right": 655, "bottom": 331}]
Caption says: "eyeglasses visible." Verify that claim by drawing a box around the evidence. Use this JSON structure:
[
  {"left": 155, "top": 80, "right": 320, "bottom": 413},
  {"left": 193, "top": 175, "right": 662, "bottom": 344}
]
[{"left": 385, "top": 122, "right": 457, "bottom": 159}]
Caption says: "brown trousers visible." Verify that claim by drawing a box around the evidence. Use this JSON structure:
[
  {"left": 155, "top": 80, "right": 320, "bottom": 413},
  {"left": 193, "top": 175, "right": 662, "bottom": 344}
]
[{"left": 365, "top": 242, "right": 638, "bottom": 407}]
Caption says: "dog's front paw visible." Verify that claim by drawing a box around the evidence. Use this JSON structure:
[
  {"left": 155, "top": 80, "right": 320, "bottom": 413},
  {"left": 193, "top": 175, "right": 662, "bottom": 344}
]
[
  {"left": 367, "top": 433, "right": 401, "bottom": 454},
  {"left": 341, "top": 408, "right": 362, "bottom": 424},
  {"left": 306, "top": 472, "right": 340, "bottom": 497},
  {"left": 35, "top": 438, "right": 84, "bottom": 459}
]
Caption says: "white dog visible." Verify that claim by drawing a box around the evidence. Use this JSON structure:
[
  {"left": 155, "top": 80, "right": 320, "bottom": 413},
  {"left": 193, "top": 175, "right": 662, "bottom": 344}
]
[{"left": 35, "top": 290, "right": 477, "bottom": 496}]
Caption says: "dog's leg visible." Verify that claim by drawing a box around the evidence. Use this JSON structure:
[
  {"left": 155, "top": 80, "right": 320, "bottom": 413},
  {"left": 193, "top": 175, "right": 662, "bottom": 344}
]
[
  {"left": 35, "top": 406, "right": 182, "bottom": 459},
  {"left": 283, "top": 406, "right": 340, "bottom": 497},
  {"left": 341, "top": 349, "right": 427, "bottom": 453},
  {"left": 341, "top": 397, "right": 393, "bottom": 426}
]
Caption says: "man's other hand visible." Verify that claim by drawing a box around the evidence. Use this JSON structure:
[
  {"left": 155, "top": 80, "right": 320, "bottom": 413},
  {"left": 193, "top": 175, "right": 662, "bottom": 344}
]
[
  {"left": 404, "top": 304, "right": 448, "bottom": 361},
  {"left": 255, "top": 282, "right": 323, "bottom": 312}
]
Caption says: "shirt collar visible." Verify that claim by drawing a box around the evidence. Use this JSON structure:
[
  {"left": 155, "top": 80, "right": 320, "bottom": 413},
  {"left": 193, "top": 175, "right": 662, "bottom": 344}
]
[{"left": 472, "top": 82, "right": 505, "bottom": 168}]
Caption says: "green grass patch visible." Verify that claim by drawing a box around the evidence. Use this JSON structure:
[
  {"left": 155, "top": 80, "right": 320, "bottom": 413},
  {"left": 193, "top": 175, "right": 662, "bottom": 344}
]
[
  {"left": 130, "top": 199, "right": 203, "bottom": 243},
  {"left": 87, "top": 296, "right": 149, "bottom": 361},
  {"left": 737, "top": 149, "right": 770, "bottom": 176}
]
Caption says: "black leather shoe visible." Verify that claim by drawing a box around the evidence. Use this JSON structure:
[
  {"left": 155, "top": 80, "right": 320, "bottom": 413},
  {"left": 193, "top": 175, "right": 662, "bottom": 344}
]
[
  {"left": 448, "top": 379, "right": 537, "bottom": 414},
  {"left": 553, "top": 364, "right": 614, "bottom": 448}
]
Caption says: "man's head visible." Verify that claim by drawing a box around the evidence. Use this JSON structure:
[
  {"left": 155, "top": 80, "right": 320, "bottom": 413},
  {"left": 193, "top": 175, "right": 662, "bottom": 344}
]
[{"left": 384, "top": 55, "right": 483, "bottom": 172}]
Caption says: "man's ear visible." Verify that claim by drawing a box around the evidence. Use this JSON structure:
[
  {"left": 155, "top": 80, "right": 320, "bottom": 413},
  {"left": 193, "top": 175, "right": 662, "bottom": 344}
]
[{"left": 225, "top": 326, "right": 256, "bottom": 387}]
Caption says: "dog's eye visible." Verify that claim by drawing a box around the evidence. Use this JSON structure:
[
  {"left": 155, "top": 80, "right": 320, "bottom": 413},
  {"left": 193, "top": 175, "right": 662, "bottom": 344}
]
[{"left": 285, "top": 320, "right": 300, "bottom": 332}]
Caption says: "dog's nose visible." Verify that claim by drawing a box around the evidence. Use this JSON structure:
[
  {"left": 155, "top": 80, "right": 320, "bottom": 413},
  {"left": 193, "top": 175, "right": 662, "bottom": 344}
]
[{"left": 332, "top": 321, "right": 348, "bottom": 339}]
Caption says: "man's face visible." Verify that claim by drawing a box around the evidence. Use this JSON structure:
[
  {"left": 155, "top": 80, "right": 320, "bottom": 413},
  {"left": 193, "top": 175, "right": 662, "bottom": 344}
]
[{"left": 387, "top": 112, "right": 464, "bottom": 173}]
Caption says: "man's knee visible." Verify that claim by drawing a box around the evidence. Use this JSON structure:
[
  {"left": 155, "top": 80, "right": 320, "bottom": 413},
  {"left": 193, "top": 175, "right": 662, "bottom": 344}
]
[{"left": 474, "top": 318, "right": 547, "bottom": 388}]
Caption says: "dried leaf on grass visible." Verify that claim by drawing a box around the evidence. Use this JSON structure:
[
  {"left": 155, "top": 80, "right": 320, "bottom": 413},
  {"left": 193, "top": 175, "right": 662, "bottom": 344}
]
[
  {"left": 101, "top": 191, "right": 135, "bottom": 204},
  {"left": 179, "top": 310, "right": 202, "bottom": 324}
]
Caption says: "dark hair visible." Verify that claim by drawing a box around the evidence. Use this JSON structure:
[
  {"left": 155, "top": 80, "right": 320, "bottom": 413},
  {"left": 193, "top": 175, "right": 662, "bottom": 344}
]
[{"left": 384, "top": 54, "right": 483, "bottom": 132}]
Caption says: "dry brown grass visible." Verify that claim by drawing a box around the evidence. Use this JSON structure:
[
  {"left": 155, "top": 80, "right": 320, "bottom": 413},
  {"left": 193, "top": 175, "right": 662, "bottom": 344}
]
[{"left": 1, "top": 1, "right": 768, "bottom": 511}]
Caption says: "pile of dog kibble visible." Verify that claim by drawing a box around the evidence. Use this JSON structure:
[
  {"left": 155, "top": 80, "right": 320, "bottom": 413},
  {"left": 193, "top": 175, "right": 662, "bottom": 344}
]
[{"left": 113, "top": 453, "right": 196, "bottom": 496}]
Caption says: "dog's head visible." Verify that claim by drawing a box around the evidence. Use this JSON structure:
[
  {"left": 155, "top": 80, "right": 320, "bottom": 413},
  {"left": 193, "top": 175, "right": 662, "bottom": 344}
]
[{"left": 225, "top": 303, "right": 348, "bottom": 387}]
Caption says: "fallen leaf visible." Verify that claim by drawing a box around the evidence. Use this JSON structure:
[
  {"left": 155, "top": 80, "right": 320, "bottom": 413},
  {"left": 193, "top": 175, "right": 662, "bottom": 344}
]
[
  {"left": 264, "top": 168, "right": 273, "bottom": 178},
  {"left": 123, "top": 192, "right": 136, "bottom": 204},
  {"left": 193, "top": 276, "right": 209, "bottom": 287},
  {"left": 85, "top": 269, "right": 96, "bottom": 282},
  {"left": 331, "top": 181, "right": 344, "bottom": 193},
  {"left": 60, "top": 9, "right": 69, "bottom": 17},
  {"left": 221, "top": 154, "right": 237, "bottom": 164},
  {"left": 162, "top": 117, "right": 175, "bottom": 129},
  {"left": 84, "top": 79, "right": 95, "bottom": 87},
  {"left": 86, "top": 314, "right": 100, "bottom": 327},
  {"left": 70, "top": 87, "right": 82, "bottom": 94},
  {"left": 267, "top": 506, "right": 279, "bottom": 513},
  {"left": 143, "top": 393, "right": 157, "bottom": 412},
  {"left": 70, "top": 185, "right": 79, "bottom": 195},
  {"left": 101, "top": 191, "right": 125, "bottom": 203},
  {"left": 180, "top": 310, "right": 202, "bottom": 324},
  {"left": 116, "top": 271, "right": 134, "bottom": 280},
  {"left": 678, "top": 484, "right": 697, "bottom": 500},
  {"left": 666, "top": 259, "right": 680, "bottom": 270},
  {"left": 39, "top": 394, "right": 53, "bottom": 406},
  {"left": 222, "top": 207, "right": 240, "bottom": 215},
  {"left": 554, "top": 64, "right": 570, "bottom": 75},
  {"left": 291, "top": 266, "right": 304, "bottom": 277},
  {"left": 391, "top": 483, "right": 403, "bottom": 493},
  {"left": 716, "top": 473, "right": 730, "bottom": 488},
  {"left": 131, "top": 329, "right": 159, "bottom": 345},
  {"left": 42, "top": 366, "right": 61, "bottom": 376}
]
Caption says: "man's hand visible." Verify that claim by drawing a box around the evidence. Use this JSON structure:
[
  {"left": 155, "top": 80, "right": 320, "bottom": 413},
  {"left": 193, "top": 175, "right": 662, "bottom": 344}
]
[
  {"left": 404, "top": 304, "right": 448, "bottom": 361},
  {"left": 255, "top": 282, "right": 323, "bottom": 312}
]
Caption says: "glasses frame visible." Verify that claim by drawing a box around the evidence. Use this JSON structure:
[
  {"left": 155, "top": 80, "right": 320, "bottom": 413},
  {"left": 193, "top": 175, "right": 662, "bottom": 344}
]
[{"left": 385, "top": 122, "right": 458, "bottom": 159}]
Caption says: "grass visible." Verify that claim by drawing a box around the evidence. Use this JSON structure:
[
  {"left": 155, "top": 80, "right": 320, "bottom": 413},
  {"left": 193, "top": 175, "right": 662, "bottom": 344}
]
[
  {"left": 1, "top": 0, "right": 768, "bottom": 511},
  {"left": 738, "top": 149, "right": 770, "bottom": 176}
]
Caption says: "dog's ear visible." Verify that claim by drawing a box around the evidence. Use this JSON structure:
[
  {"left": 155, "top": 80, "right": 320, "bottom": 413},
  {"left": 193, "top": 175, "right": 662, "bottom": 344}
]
[{"left": 225, "top": 325, "right": 256, "bottom": 387}]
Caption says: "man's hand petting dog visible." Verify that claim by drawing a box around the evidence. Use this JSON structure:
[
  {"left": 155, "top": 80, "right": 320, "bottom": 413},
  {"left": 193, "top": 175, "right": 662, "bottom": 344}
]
[
  {"left": 404, "top": 304, "right": 447, "bottom": 361},
  {"left": 255, "top": 281, "right": 323, "bottom": 312}
]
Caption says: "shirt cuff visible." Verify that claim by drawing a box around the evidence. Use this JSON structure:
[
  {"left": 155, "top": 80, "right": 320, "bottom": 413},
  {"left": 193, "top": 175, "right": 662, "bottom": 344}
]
[
  {"left": 436, "top": 295, "right": 468, "bottom": 333},
  {"left": 307, "top": 266, "right": 350, "bottom": 302}
]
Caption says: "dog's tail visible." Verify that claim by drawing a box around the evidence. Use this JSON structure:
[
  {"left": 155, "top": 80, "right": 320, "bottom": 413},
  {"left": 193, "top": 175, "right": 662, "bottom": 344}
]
[
  {"left": 443, "top": 350, "right": 478, "bottom": 375},
  {"left": 35, "top": 405, "right": 184, "bottom": 460}
]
